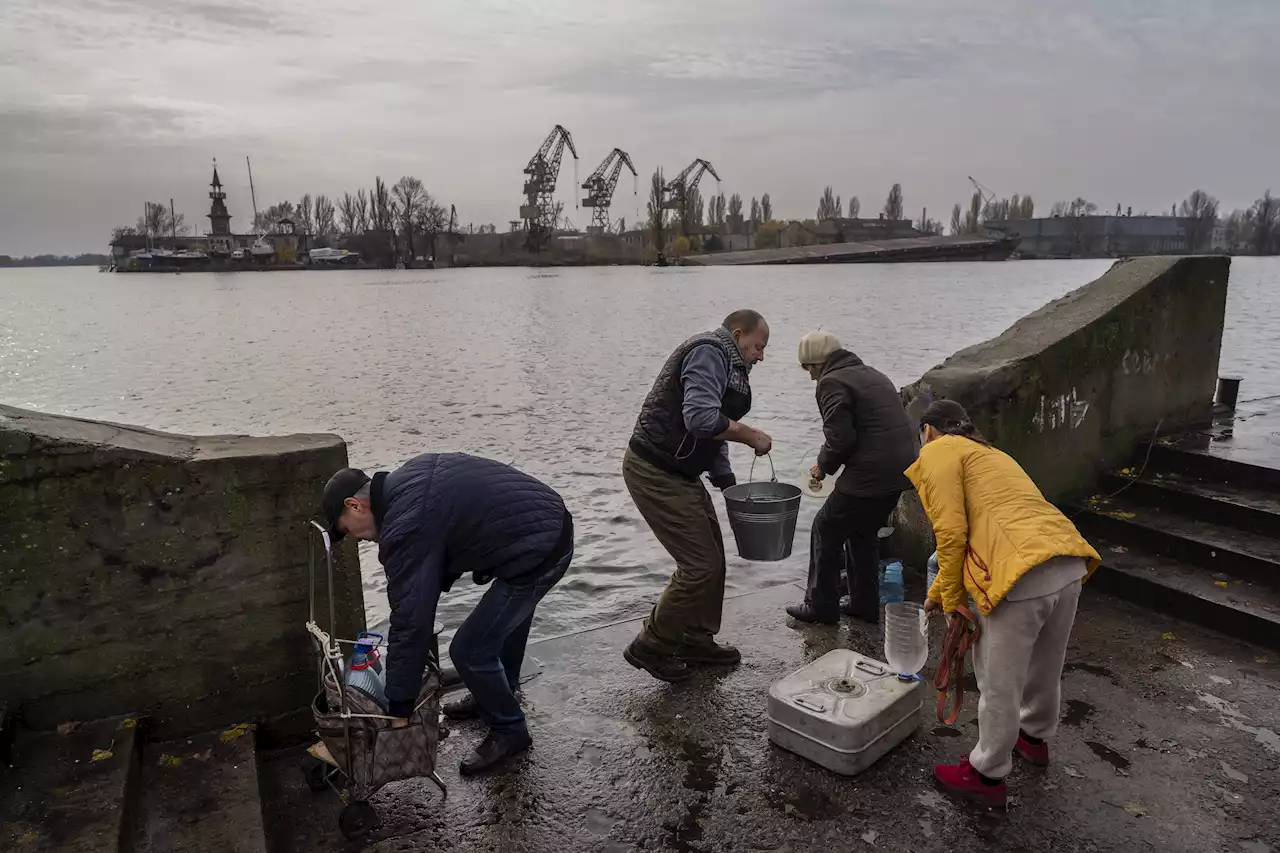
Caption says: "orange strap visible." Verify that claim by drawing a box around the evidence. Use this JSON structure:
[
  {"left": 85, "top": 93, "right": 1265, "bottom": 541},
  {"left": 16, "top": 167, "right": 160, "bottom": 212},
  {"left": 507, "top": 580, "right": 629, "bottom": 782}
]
[{"left": 933, "top": 605, "right": 980, "bottom": 726}]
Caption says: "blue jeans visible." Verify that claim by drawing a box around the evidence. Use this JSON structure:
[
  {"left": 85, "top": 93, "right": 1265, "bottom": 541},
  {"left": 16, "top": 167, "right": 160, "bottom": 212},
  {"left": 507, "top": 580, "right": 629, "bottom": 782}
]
[{"left": 449, "top": 547, "right": 572, "bottom": 734}]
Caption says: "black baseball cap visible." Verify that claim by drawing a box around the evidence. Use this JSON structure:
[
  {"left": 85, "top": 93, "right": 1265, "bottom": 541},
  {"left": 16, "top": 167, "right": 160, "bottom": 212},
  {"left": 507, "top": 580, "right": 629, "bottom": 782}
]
[
  {"left": 321, "top": 467, "right": 370, "bottom": 541},
  {"left": 920, "top": 399, "right": 970, "bottom": 429}
]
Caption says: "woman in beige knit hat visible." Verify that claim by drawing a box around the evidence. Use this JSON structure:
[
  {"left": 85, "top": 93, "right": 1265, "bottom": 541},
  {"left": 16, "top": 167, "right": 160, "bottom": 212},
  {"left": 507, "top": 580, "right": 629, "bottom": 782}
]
[{"left": 785, "top": 330, "right": 918, "bottom": 625}]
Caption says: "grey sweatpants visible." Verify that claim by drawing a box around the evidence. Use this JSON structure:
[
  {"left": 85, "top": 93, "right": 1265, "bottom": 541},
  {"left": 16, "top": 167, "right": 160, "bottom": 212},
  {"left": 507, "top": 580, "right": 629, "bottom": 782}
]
[{"left": 968, "top": 574, "right": 1083, "bottom": 779}]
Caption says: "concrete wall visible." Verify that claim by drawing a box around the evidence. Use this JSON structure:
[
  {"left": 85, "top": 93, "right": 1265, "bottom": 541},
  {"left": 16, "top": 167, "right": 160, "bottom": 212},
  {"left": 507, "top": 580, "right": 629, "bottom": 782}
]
[
  {"left": 893, "top": 256, "right": 1230, "bottom": 567},
  {"left": 0, "top": 406, "right": 366, "bottom": 737}
]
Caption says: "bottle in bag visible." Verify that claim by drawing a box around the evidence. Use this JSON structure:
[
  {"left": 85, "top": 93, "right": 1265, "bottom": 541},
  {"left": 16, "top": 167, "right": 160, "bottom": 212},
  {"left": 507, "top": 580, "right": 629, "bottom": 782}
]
[
  {"left": 926, "top": 551, "right": 940, "bottom": 594},
  {"left": 879, "top": 559, "right": 905, "bottom": 605},
  {"left": 345, "top": 633, "right": 388, "bottom": 709}
]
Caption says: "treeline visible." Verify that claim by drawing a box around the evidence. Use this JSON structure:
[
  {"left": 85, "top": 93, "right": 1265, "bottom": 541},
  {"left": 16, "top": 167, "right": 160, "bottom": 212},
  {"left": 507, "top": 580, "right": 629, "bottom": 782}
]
[
  {"left": 112, "top": 177, "right": 501, "bottom": 266},
  {"left": 0, "top": 254, "right": 111, "bottom": 267}
]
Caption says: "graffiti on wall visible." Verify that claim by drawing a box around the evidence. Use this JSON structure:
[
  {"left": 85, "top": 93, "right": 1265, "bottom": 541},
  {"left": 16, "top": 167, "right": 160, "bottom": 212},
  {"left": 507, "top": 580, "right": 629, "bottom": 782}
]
[
  {"left": 1121, "top": 349, "right": 1162, "bottom": 376},
  {"left": 1032, "top": 387, "right": 1090, "bottom": 433}
]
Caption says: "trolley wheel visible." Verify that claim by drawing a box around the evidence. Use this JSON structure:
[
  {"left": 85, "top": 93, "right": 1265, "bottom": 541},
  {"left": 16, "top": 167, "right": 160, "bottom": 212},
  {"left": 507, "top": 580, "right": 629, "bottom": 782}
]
[
  {"left": 339, "top": 801, "right": 378, "bottom": 840},
  {"left": 303, "top": 758, "right": 330, "bottom": 793}
]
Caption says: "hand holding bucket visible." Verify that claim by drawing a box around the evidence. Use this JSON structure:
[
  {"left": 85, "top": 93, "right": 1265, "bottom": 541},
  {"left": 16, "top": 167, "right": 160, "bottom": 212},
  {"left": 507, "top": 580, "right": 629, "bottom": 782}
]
[{"left": 722, "top": 454, "right": 803, "bottom": 562}]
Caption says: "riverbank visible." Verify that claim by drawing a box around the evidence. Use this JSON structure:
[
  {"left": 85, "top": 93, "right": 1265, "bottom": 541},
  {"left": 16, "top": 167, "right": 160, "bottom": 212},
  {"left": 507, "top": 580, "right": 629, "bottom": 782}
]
[{"left": 259, "top": 581, "right": 1280, "bottom": 852}]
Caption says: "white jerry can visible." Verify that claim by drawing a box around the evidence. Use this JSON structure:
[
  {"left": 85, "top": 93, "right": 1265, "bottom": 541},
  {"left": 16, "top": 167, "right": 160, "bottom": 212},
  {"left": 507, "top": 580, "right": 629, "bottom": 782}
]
[{"left": 767, "top": 649, "right": 925, "bottom": 776}]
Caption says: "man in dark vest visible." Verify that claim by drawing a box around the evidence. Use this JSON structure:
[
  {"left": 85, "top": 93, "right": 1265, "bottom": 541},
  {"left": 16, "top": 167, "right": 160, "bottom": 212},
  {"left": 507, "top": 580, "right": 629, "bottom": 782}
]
[
  {"left": 623, "top": 309, "right": 773, "bottom": 682},
  {"left": 321, "top": 453, "right": 573, "bottom": 775},
  {"left": 785, "top": 330, "right": 917, "bottom": 624}
]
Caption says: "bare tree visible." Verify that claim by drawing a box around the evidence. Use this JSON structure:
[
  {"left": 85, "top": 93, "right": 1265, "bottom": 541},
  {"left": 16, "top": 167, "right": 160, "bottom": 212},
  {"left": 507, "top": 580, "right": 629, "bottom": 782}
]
[
  {"left": 847, "top": 196, "right": 860, "bottom": 219},
  {"left": 1178, "top": 189, "right": 1219, "bottom": 252},
  {"left": 338, "top": 193, "right": 363, "bottom": 236},
  {"left": 392, "top": 176, "right": 427, "bottom": 261},
  {"left": 314, "top": 195, "right": 337, "bottom": 245},
  {"left": 254, "top": 201, "right": 296, "bottom": 234},
  {"left": 728, "top": 193, "right": 743, "bottom": 218},
  {"left": 414, "top": 194, "right": 447, "bottom": 260},
  {"left": 916, "top": 211, "right": 944, "bottom": 235},
  {"left": 296, "top": 194, "right": 315, "bottom": 235},
  {"left": 761, "top": 193, "right": 773, "bottom": 222},
  {"left": 370, "top": 177, "right": 394, "bottom": 233},
  {"left": 962, "top": 193, "right": 983, "bottom": 234},
  {"left": 647, "top": 168, "right": 666, "bottom": 251},
  {"left": 817, "top": 186, "right": 840, "bottom": 220},
  {"left": 1253, "top": 190, "right": 1279, "bottom": 255},
  {"left": 136, "top": 201, "right": 187, "bottom": 238},
  {"left": 1050, "top": 198, "right": 1097, "bottom": 218},
  {"left": 1223, "top": 208, "right": 1254, "bottom": 254},
  {"left": 950, "top": 204, "right": 963, "bottom": 235},
  {"left": 882, "top": 183, "right": 904, "bottom": 221},
  {"left": 749, "top": 197, "right": 761, "bottom": 225}
]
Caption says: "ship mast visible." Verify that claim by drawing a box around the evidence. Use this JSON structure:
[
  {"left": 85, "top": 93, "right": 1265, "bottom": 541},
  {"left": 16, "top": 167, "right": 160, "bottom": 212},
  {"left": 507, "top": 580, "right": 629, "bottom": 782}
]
[{"left": 247, "top": 156, "right": 260, "bottom": 227}]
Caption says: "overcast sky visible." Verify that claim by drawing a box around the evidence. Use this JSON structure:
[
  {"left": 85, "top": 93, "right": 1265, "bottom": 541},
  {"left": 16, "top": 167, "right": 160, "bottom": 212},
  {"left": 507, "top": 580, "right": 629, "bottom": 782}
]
[{"left": 2, "top": 0, "right": 1278, "bottom": 255}]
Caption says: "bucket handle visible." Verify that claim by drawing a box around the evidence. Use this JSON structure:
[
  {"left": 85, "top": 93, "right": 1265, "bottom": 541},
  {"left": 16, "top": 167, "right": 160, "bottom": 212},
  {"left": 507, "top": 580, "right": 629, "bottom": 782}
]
[{"left": 745, "top": 454, "right": 777, "bottom": 499}]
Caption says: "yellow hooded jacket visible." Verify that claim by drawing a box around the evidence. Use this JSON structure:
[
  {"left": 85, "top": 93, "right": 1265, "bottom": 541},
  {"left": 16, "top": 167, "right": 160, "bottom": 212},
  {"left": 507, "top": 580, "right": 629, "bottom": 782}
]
[{"left": 904, "top": 435, "right": 1101, "bottom": 615}]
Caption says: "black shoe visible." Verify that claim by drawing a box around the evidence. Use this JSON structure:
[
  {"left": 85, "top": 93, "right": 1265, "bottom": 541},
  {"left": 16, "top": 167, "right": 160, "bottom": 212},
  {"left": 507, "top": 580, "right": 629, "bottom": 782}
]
[
  {"left": 624, "top": 638, "right": 692, "bottom": 683},
  {"left": 677, "top": 640, "right": 741, "bottom": 666},
  {"left": 786, "top": 603, "right": 839, "bottom": 625},
  {"left": 840, "top": 601, "right": 880, "bottom": 623},
  {"left": 443, "top": 691, "right": 521, "bottom": 721},
  {"left": 458, "top": 729, "right": 533, "bottom": 777},
  {"left": 443, "top": 693, "right": 479, "bottom": 720}
]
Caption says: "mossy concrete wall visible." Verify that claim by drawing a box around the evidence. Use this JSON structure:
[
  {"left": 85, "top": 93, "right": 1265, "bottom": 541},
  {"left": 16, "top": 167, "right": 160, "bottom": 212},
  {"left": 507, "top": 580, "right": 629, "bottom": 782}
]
[
  {"left": 893, "top": 255, "right": 1231, "bottom": 568},
  {"left": 0, "top": 406, "right": 366, "bottom": 737}
]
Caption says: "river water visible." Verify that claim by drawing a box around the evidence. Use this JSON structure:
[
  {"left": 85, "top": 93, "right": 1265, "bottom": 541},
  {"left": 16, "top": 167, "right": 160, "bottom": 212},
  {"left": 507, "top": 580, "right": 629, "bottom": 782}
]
[{"left": 2, "top": 258, "right": 1276, "bottom": 640}]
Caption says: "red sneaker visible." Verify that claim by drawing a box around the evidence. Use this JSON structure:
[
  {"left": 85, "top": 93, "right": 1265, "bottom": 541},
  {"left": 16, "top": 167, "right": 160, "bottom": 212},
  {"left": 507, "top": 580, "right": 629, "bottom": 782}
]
[
  {"left": 934, "top": 760, "right": 1007, "bottom": 808},
  {"left": 1016, "top": 733, "right": 1050, "bottom": 766}
]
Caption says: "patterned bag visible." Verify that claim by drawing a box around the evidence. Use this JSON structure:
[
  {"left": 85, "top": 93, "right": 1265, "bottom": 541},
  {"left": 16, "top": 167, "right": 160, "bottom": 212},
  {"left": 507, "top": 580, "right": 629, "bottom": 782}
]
[{"left": 313, "top": 670, "right": 443, "bottom": 801}]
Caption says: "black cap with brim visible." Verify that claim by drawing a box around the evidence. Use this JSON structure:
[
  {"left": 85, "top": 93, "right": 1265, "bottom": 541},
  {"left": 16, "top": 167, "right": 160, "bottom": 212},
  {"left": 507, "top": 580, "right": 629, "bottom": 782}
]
[{"left": 321, "top": 467, "right": 370, "bottom": 542}]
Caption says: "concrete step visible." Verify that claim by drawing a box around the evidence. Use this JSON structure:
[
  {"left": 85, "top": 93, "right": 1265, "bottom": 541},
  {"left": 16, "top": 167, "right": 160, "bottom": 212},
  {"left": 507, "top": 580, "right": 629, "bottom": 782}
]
[
  {"left": 126, "top": 723, "right": 267, "bottom": 853},
  {"left": 1096, "top": 469, "right": 1280, "bottom": 537},
  {"left": 1146, "top": 440, "right": 1280, "bottom": 492},
  {"left": 1087, "top": 533, "right": 1280, "bottom": 650},
  {"left": 1072, "top": 494, "right": 1280, "bottom": 589},
  {"left": 0, "top": 714, "right": 142, "bottom": 852}
]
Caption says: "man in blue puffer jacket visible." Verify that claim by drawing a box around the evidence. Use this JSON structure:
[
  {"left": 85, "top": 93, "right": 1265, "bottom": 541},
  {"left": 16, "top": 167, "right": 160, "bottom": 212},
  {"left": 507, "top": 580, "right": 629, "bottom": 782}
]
[{"left": 322, "top": 453, "right": 573, "bottom": 776}]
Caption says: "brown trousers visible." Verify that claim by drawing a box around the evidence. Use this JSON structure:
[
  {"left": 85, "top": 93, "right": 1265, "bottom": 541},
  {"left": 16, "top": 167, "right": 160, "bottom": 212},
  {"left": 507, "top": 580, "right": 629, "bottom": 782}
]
[{"left": 623, "top": 448, "right": 727, "bottom": 654}]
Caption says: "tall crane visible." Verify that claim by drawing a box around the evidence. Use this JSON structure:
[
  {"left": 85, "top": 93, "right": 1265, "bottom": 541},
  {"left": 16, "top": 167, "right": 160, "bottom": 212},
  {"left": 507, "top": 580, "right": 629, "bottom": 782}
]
[
  {"left": 662, "top": 158, "right": 720, "bottom": 212},
  {"left": 968, "top": 175, "right": 996, "bottom": 210},
  {"left": 662, "top": 158, "right": 720, "bottom": 239},
  {"left": 520, "top": 124, "right": 578, "bottom": 251},
  {"left": 581, "top": 148, "right": 638, "bottom": 234}
]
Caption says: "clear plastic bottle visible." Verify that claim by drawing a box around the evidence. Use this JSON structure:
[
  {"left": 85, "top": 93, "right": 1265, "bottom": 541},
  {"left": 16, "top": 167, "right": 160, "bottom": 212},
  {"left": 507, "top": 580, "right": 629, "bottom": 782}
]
[
  {"left": 884, "top": 601, "right": 928, "bottom": 677},
  {"left": 879, "top": 560, "right": 905, "bottom": 605},
  {"left": 926, "top": 551, "right": 940, "bottom": 594}
]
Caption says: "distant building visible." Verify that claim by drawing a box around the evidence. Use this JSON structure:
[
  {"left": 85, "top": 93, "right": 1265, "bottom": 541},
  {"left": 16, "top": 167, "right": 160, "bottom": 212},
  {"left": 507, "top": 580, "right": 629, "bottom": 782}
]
[
  {"left": 993, "top": 215, "right": 1199, "bottom": 258},
  {"left": 109, "top": 162, "right": 307, "bottom": 265}
]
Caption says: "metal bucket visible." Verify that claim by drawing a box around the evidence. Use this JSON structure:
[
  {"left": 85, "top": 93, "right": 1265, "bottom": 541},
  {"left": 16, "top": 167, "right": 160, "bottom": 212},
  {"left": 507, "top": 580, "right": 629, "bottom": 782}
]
[{"left": 722, "top": 456, "right": 802, "bottom": 562}]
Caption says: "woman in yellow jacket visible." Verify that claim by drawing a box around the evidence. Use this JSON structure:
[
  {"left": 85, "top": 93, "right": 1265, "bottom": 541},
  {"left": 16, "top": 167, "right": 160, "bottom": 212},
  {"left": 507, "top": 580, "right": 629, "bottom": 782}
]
[{"left": 906, "top": 399, "right": 1100, "bottom": 808}]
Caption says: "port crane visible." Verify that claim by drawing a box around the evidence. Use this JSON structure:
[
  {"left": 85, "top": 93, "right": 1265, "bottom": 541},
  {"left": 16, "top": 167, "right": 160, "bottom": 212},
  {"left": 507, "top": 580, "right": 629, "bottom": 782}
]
[
  {"left": 968, "top": 176, "right": 996, "bottom": 210},
  {"left": 581, "top": 148, "right": 638, "bottom": 234},
  {"left": 520, "top": 124, "right": 578, "bottom": 251},
  {"left": 662, "top": 158, "right": 720, "bottom": 237},
  {"left": 662, "top": 158, "right": 720, "bottom": 212}
]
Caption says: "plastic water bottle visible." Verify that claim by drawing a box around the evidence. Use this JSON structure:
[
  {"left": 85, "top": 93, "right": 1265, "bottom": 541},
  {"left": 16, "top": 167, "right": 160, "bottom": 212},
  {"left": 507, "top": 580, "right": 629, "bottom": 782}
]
[
  {"left": 926, "top": 552, "right": 940, "bottom": 593},
  {"left": 344, "top": 633, "right": 387, "bottom": 708},
  {"left": 884, "top": 602, "right": 928, "bottom": 677},
  {"left": 879, "top": 559, "right": 905, "bottom": 605},
  {"left": 354, "top": 632, "right": 385, "bottom": 675}
]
